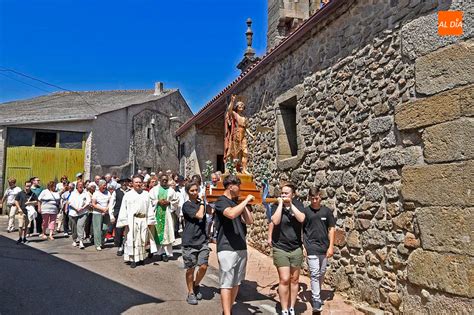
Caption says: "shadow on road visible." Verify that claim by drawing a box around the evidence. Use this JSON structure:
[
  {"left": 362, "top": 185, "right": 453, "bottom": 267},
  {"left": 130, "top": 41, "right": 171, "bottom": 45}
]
[
  {"left": 233, "top": 279, "right": 279, "bottom": 314},
  {"left": 0, "top": 235, "right": 163, "bottom": 314}
]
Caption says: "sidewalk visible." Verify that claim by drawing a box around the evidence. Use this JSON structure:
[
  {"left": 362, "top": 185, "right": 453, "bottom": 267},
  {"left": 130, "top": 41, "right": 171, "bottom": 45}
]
[{"left": 208, "top": 243, "right": 363, "bottom": 315}]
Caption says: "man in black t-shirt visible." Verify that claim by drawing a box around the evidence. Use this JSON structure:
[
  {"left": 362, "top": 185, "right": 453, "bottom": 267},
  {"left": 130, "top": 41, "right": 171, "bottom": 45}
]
[
  {"left": 214, "top": 175, "right": 254, "bottom": 315},
  {"left": 302, "top": 187, "right": 335, "bottom": 312},
  {"left": 181, "top": 181, "right": 210, "bottom": 305},
  {"left": 14, "top": 181, "right": 38, "bottom": 244}
]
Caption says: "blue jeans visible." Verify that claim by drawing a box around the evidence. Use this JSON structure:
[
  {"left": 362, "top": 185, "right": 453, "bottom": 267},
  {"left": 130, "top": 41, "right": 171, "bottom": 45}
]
[{"left": 307, "top": 255, "right": 327, "bottom": 303}]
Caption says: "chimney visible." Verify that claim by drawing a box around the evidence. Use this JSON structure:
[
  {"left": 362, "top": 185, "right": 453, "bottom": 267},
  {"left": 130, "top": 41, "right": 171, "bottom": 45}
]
[{"left": 154, "top": 82, "right": 164, "bottom": 95}]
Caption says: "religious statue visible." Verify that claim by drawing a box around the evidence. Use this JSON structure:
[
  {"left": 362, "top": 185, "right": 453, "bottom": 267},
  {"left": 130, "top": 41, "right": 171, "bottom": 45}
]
[{"left": 224, "top": 95, "right": 255, "bottom": 174}]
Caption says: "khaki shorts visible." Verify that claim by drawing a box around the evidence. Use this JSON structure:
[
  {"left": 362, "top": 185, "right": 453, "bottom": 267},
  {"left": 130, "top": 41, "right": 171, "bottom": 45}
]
[
  {"left": 17, "top": 213, "right": 29, "bottom": 229},
  {"left": 272, "top": 247, "right": 304, "bottom": 268}
]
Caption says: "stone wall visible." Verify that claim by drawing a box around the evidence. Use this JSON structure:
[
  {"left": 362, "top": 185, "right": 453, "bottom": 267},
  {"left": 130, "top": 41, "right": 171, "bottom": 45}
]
[
  {"left": 181, "top": 118, "right": 225, "bottom": 178},
  {"left": 231, "top": 0, "right": 473, "bottom": 313},
  {"left": 90, "top": 91, "right": 192, "bottom": 177}
]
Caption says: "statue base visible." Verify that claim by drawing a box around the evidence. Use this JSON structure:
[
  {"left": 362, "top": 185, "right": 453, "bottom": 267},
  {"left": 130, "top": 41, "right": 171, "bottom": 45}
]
[{"left": 206, "top": 173, "right": 262, "bottom": 204}]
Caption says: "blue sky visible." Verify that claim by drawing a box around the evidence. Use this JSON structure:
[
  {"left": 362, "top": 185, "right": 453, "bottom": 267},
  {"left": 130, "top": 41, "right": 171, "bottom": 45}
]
[{"left": 0, "top": 0, "right": 267, "bottom": 112}]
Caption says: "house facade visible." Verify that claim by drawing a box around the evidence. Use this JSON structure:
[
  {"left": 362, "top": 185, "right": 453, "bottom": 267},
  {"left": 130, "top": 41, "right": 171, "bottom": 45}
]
[{"left": 0, "top": 83, "right": 193, "bottom": 192}]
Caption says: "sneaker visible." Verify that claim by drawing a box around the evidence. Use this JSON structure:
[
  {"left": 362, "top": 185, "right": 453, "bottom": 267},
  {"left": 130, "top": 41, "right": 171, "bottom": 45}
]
[
  {"left": 117, "top": 250, "right": 123, "bottom": 256},
  {"left": 130, "top": 261, "right": 137, "bottom": 268},
  {"left": 186, "top": 293, "right": 198, "bottom": 305},
  {"left": 312, "top": 300, "right": 323, "bottom": 312},
  {"left": 79, "top": 241, "right": 85, "bottom": 249},
  {"left": 72, "top": 241, "right": 78, "bottom": 247},
  {"left": 289, "top": 307, "right": 295, "bottom": 315},
  {"left": 161, "top": 253, "right": 169, "bottom": 262},
  {"left": 64, "top": 232, "right": 69, "bottom": 237},
  {"left": 22, "top": 238, "right": 29, "bottom": 244},
  {"left": 193, "top": 285, "right": 202, "bottom": 300},
  {"left": 96, "top": 246, "right": 102, "bottom": 251},
  {"left": 16, "top": 238, "right": 22, "bottom": 244}
]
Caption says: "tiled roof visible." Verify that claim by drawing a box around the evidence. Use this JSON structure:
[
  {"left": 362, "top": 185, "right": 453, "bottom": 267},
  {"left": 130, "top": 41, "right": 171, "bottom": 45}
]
[
  {"left": 0, "top": 89, "right": 177, "bottom": 125},
  {"left": 176, "top": 0, "right": 344, "bottom": 136}
]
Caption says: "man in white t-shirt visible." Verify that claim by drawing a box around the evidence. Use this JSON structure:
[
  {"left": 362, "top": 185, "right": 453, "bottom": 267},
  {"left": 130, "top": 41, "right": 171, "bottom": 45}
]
[{"left": 1, "top": 178, "right": 22, "bottom": 232}]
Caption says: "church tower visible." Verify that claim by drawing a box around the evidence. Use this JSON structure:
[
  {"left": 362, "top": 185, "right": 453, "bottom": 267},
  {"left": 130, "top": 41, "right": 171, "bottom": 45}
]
[{"left": 267, "top": 0, "right": 320, "bottom": 51}]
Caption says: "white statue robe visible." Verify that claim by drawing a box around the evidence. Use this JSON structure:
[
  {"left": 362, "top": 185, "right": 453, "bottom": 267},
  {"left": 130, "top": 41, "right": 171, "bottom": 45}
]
[{"left": 117, "top": 189, "right": 157, "bottom": 262}]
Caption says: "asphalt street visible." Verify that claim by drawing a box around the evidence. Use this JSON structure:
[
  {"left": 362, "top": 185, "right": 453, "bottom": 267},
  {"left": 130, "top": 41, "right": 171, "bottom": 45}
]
[{"left": 0, "top": 216, "right": 276, "bottom": 315}]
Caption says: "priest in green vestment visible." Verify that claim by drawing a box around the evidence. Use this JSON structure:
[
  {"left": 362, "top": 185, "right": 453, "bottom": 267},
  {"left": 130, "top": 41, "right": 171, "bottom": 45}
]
[{"left": 150, "top": 174, "right": 180, "bottom": 261}]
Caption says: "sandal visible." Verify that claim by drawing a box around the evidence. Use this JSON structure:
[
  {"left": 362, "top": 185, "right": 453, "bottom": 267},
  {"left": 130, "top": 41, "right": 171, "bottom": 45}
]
[
  {"left": 48, "top": 236, "right": 54, "bottom": 241},
  {"left": 40, "top": 234, "right": 47, "bottom": 240}
]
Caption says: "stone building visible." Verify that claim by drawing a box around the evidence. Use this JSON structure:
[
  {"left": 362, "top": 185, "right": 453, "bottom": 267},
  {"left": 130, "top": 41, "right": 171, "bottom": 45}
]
[
  {"left": 0, "top": 83, "right": 192, "bottom": 193},
  {"left": 177, "top": 0, "right": 473, "bottom": 313}
]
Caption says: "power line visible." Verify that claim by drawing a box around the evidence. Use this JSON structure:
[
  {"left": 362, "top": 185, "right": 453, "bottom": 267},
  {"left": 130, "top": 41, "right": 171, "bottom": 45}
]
[
  {"left": 0, "top": 72, "right": 53, "bottom": 93},
  {"left": 0, "top": 67, "right": 129, "bottom": 125}
]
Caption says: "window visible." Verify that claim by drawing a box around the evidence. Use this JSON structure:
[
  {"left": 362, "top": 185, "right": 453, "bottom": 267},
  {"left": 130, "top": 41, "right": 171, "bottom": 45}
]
[
  {"left": 277, "top": 96, "right": 298, "bottom": 160},
  {"left": 179, "top": 143, "right": 185, "bottom": 159},
  {"left": 35, "top": 132, "right": 56, "bottom": 147},
  {"left": 146, "top": 127, "right": 152, "bottom": 140},
  {"left": 7, "top": 128, "right": 33, "bottom": 146},
  {"left": 59, "top": 132, "right": 83, "bottom": 149}
]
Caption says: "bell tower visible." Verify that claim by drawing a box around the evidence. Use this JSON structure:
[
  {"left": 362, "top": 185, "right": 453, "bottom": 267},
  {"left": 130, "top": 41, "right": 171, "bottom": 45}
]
[{"left": 267, "top": 0, "right": 320, "bottom": 51}]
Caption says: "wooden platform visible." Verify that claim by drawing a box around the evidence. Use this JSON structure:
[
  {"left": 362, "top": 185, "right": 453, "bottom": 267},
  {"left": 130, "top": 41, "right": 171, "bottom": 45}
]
[{"left": 206, "top": 173, "right": 263, "bottom": 204}]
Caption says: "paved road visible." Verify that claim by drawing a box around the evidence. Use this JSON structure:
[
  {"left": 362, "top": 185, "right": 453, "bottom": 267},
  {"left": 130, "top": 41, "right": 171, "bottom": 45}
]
[{"left": 0, "top": 216, "right": 276, "bottom": 315}]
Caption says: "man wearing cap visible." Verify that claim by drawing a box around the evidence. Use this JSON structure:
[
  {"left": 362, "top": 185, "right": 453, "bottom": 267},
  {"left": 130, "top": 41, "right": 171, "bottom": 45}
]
[
  {"left": 109, "top": 177, "right": 131, "bottom": 256},
  {"left": 73, "top": 173, "right": 83, "bottom": 187}
]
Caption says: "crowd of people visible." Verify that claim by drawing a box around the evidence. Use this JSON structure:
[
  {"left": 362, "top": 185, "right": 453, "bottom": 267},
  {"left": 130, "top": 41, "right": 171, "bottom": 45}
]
[{"left": 1, "top": 169, "right": 335, "bottom": 314}]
